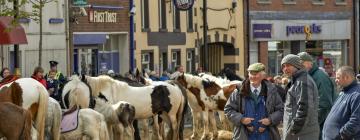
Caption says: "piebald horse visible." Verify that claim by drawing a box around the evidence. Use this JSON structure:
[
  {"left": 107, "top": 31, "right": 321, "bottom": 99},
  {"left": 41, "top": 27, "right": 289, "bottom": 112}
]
[
  {"left": 45, "top": 97, "right": 62, "bottom": 140},
  {"left": 0, "top": 78, "right": 49, "bottom": 140},
  {"left": 83, "top": 75, "right": 188, "bottom": 140},
  {"left": 175, "top": 73, "right": 239, "bottom": 140},
  {"left": 0, "top": 102, "right": 34, "bottom": 140}
]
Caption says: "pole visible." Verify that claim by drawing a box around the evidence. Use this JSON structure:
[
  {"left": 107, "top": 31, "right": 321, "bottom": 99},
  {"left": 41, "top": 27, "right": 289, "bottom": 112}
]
[
  {"left": 13, "top": 0, "right": 20, "bottom": 76},
  {"left": 203, "top": 0, "right": 208, "bottom": 71},
  {"left": 129, "top": 0, "right": 135, "bottom": 72}
]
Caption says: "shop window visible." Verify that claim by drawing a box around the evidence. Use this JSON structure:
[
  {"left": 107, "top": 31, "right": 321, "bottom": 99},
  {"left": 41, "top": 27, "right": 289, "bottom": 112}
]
[
  {"left": 141, "top": 52, "right": 154, "bottom": 71},
  {"left": 159, "top": 0, "right": 167, "bottom": 31},
  {"left": 173, "top": 6, "right": 180, "bottom": 32},
  {"left": 171, "top": 51, "right": 181, "bottom": 70},
  {"left": 186, "top": 50, "right": 195, "bottom": 73},
  {"left": 141, "top": 0, "right": 150, "bottom": 31},
  {"left": 187, "top": 8, "right": 194, "bottom": 32}
]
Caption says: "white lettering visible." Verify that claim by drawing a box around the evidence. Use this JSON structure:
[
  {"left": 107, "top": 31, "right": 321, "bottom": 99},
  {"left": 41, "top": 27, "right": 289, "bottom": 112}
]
[{"left": 90, "top": 10, "right": 117, "bottom": 23}]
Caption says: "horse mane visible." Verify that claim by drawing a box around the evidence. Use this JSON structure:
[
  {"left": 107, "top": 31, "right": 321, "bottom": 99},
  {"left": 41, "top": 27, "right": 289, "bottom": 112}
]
[
  {"left": 85, "top": 75, "right": 129, "bottom": 97},
  {"left": 93, "top": 98, "right": 119, "bottom": 124},
  {"left": 113, "top": 74, "right": 145, "bottom": 87},
  {"left": 183, "top": 73, "right": 204, "bottom": 88}
]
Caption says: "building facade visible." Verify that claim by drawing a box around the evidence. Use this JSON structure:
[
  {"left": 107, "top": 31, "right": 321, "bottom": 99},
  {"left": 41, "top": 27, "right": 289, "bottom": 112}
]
[
  {"left": 1, "top": 0, "right": 67, "bottom": 77},
  {"left": 69, "top": 0, "right": 130, "bottom": 75},
  {"left": 134, "top": 0, "right": 245, "bottom": 76},
  {"left": 245, "top": 0, "right": 354, "bottom": 77}
]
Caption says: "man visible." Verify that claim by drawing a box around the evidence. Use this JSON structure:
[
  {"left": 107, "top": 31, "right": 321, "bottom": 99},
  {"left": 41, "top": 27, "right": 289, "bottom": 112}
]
[
  {"left": 45, "top": 61, "right": 66, "bottom": 100},
  {"left": 281, "top": 54, "right": 319, "bottom": 140},
  {"left": 323, "top": 66, "right": 360, "bottom": 140},
  {"left": 170, "top": 65, "right": 184, "bottom": 79},
  {"left": 224, "top": 63, "right": 283, "bottom": 140},
  {"left": 298, "top": 52, "right": 337, "bottom": 140}
]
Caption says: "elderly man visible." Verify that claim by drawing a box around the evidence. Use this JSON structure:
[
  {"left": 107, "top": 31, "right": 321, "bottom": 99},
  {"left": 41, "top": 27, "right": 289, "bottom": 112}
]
[
  {"left": 281, "top": 54, "right": 319, "bottom": 140},
  {"left": 224, "top": 63, "right": 283, "bottom": 140},
  {"left": 298, "top": 52, "right": 337, "bottom": 140},
  {"left": 322, "top": 66, "right": 360, "bottom": 140}
]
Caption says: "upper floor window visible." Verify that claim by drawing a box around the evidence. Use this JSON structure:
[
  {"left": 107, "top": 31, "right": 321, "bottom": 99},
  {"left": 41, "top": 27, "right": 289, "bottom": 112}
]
[
  {"left": 335, "top": 0, "right": 346, "bottom": 5},
  {"left": 187, "top": 8, "right": 193, "bottom": 32},
  {"left": 159, "top": 0, "right": 167, "bottom": 31},
  {"left": 257, "top": 0, "right": 271, "bottom": 4},
  {"left": 141, "top": 0, "right": 150, "bottom": 31},
  {"left": 173, "top": 6, "right": 180, "bottom": 32},
  {"left": 312, "top": 0, "right": 325, "bottom": 5},
  {"left": 283, "top": 0, "right": 296, "bottom": 4}
]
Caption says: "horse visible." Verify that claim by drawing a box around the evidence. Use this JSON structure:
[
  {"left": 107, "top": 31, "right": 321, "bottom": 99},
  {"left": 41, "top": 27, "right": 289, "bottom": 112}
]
[
  {"left": 0, "top": 78, "right": 48, "bottom": 140},
  {"left": 82, "top": 75, "right": 187, "bottom": 140},
  {"left": 0, "top": 102, "right": 35, "bottom": 140},
  {"left": 45, "top": 97, "right": 62, "bottom": 140},
  {"left": 60, "top": 108, "right": 110, "bottom": 140},
  {"left": 218, "top": 67, "right": 244, "bottom": 81},
  {"left": 61, "top": 75, "right": 93, "bottom": 109},
  {"left": 174, "top": 73, "right": 239, "bottom": 140},
  {"left": 93, "top": 97, "right": 136, "bottom": 140}
]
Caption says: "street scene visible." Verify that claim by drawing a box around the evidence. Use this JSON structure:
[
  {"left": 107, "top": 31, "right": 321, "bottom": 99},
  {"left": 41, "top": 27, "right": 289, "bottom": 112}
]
[{"left": 1, "top": 0, "right": 360, "bottom": 139}]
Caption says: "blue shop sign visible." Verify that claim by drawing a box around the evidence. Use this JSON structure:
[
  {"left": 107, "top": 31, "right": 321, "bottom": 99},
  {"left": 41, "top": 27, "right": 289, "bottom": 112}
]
[
  {"left": 286, "top": 23, "right": 321, "bottom": 40},
  {"left": 253, "top": 24, "right": 272, "bottom": 38}
]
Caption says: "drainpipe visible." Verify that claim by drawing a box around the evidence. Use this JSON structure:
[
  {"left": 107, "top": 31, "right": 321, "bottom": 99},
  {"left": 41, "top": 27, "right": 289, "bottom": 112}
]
[
  {"left": 355, "top": 0, "right": 360, "bottom": 73},
  {"left": 129, "top": 0, "right": 135, "bottom": 72},
  {"left": 65, "top": 0, "right": 70, "bottom": 75},
  {"left": 203, "top": 0, "right": 208, "bottom": 71},
  {"left": 14, "top": 0, "right": 20, "bottom": 75}
]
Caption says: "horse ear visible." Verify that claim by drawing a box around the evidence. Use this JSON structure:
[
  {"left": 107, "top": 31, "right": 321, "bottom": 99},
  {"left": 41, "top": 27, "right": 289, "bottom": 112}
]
[
  {"left": 81, "top": 74, "right": 86, "bottom": 82},
  {"left": 136, "top": 69, "right": 140, "bottom": 77},
  {"left": 129, "top": 69, "right": 133, "bottom": 75}
]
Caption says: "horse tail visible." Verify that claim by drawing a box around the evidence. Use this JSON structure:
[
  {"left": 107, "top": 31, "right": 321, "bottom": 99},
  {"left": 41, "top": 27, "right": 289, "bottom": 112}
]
[
  {"left": 177, "top": 83, "right": 188, "bottom": 140},
  {"left": 52, "top": 100, "right": 62, "bottom": 140},
  {"left": 20, "top": 109, "right": 33, "bottom": 140},
  {"left": 69, "top": 87, "right": 89, "bottom": 109},
  {"left": 99, "top": 115, "right": 110, "bottom": 140},
  {"left": 36, "top": 85, "right": 49, "bottom": 140}
]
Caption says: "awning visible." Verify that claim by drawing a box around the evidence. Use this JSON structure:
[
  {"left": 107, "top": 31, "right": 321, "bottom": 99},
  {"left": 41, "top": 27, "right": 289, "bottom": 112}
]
[
  {"left": 73, "top": 34, "right": 106, "bottom": 45},
  {"left": 0, "top": 16, "right": 28, "bottom": 45}
]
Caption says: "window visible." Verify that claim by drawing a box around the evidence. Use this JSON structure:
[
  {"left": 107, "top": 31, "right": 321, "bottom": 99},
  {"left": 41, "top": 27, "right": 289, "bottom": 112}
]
[
  {"left": 141, "top": 52, "right": 154, "bottom": 70},
  {"left": 186, "top": 50, "right": 195, "bottom": 72},
  {"left": 187, "top": 8, "right": 193, "bottom": 32},
  {"left": 335, "top": 0, "right": 346, "bottom": 5},
  {"left": 173, "top": 6, "right": 180, "bottom": 32},
  {"left": 283, "top": 0, "right": 296, "bottom": 4},
  {"left": 312, "top": 0, "right": 325, "bottom": 5},
  {"left": 257, "top": 0, "right": 271, "bottom": 4},
  {"left": 141, "top": 0, "right": 150, "bottom": 31},
  {"left": 159, "top": 0, "right": 167, "bottom": 31},
  {"left": 171, "top": 51, "right": 181, "bottom": 69}
]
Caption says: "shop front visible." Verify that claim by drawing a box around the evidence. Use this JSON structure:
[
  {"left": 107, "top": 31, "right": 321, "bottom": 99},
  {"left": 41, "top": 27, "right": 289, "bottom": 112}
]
[{"left": 251, "top": 20, "right": 351, "bottom": 77}]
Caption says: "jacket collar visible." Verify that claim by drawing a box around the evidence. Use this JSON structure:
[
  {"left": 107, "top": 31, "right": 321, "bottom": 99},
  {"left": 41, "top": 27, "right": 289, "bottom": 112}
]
[
  {"left": 291, "top": 69, "right": 307, "bottom": 83},
  {"left": 343, "top": 80, "right": 358, "bottom": 92},
  {"left": 308, "top": 63, "right": 319, "bottom": 76},
  {"left": 240, "top": 79, "right": 268, "bottom": 97}
]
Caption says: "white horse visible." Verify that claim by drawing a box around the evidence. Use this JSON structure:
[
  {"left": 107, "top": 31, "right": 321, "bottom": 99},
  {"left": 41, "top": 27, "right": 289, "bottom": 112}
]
[
  {"left": 45, "top": 97, "right": 62, "bottom": 140},
  {"left": 60, "top": 108, "right": 110, "bottom": 140},
  {"left": 175, "top": 73, "right": 239, "bottom": 140},
  {"left": 83, "top": 75, "right": 187, "bottom": 140},
  {"left": 0, "top": 78, "right": 49, "bottom": 140},
  {"left": 62, "top": 75, "right": 92, "bottom": 109}
]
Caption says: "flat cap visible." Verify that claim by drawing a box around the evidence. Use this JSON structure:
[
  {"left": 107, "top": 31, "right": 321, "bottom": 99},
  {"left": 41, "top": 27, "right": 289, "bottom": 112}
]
[{"left": 247, "top": 63, "right": 266, "bottom": 72}]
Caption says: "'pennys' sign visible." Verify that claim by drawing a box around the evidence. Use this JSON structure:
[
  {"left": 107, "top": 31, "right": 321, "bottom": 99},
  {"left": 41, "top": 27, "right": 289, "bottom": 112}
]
[{"left": 173, "top": 0, "right": 194, "bottom": 11}]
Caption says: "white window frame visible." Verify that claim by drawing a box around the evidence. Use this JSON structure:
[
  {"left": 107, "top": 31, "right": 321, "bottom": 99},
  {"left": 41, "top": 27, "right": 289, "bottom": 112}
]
[{"left": 141, "top": 53, "right": 150, "bottom": 70}]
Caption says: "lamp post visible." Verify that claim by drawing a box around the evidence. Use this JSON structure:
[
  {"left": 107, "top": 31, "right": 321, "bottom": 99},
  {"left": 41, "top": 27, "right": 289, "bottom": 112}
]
[
  {"left": 203, "top": 0, "right": 208, "bottom": 71},
  {"left": 129, "top": 0, "right": 135, "bottom": 72},
  {"left": 14, "top": 0, "right": 20, "bottom": 75}
]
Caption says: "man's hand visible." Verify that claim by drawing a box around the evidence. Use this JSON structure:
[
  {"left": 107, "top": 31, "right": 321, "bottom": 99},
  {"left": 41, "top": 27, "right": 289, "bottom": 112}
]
[
  {"left": 258, "top": 127, "right": 266, "bottom": 133},
  {"left": 240, "top": 117, "right": 254, "bottom": 125},
  {"left": 246, "top": 126, "right": 254, "bottom": 132},
  {"left": 258, "top": 118, "right": 271, "bottom": 126}
]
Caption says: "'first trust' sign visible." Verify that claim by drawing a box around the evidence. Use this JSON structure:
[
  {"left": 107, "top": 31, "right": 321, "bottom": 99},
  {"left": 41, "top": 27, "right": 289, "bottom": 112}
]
[
  {"left": 89, "top": 10, "right": 117, "bottom": 23},
  {"left": 286, "top": 23, "right": 321, "bottom": 40}
]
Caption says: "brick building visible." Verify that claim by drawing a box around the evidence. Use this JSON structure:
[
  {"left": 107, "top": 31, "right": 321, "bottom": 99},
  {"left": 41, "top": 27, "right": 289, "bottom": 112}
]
[
  {"left": 244, "top": 0, "right": 354, "bottom": 77},
  {"left": 69, "top": 0, "right": 130, "bottom": 75}
]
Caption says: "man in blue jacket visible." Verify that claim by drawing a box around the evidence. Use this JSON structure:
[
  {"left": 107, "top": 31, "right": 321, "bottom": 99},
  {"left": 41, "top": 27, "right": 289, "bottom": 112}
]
[{"left": 323, "top": 66, "right": 360, "bottom": 140}]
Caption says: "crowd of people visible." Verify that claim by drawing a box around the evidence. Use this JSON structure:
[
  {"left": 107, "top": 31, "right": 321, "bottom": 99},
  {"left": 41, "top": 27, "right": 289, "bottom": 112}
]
[{"left": 225, "top": 52, "right": 360, "bottom": 140}]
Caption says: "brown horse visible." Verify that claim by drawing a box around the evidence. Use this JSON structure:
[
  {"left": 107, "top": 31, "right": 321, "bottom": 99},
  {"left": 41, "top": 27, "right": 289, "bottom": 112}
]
[{"left": 0, "top": 102, "right": 33, "bottom": 140}]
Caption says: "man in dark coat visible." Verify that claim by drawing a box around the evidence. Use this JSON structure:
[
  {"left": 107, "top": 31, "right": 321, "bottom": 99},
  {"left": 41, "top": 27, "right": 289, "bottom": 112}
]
[
  {"left": 323, "top": 66, "right": 360, "bottom": 140},
  {"left": 224, "top": 63, "right": 284, "bottom": 140},
  {"left": 281, "top": 54, "right": 319, "bottom": 140},
  {"left": 45, "top": 61, "right": 67, "bottom": 101},
  {"left": 298, "top": 52, "right": 337, "bottom": 140}
]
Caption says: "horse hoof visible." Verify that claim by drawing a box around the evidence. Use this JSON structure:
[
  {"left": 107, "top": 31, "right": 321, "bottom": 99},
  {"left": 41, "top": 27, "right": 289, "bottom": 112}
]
[
  {"left": 201, "top": 134, "right": 210, "bottom": 140},
  {"left": 191, "top": 134, "right": 197, "bottom": 140}
]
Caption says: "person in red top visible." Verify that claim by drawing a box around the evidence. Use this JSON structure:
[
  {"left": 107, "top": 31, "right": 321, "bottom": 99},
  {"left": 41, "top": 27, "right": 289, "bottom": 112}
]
[
  {"left": 0, "top": 67, "right": 20, "bottom": 87},
  {"left": 31, "top": 66, "right": 47, "bottom": 88}
]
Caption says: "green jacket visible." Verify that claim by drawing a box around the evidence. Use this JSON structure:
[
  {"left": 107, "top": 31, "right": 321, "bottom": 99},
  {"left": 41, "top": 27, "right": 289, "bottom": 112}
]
[{"left": 309, "top": 63, "right": 337, "bottom": 124}]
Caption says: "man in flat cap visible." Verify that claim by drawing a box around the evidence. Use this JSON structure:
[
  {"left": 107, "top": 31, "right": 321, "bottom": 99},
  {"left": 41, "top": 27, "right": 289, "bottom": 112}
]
[
  {"left": 298, "top": 52, "right": 337, "bottom": 140},
  {"left": 225, "top": 63, "right": 283, "bottom": 140},
  {"left": 281, "top": 54, "right": 319, "bottom": 140},
  {"left": 45, "top": 60, "right": 66, "bottom": 101}
]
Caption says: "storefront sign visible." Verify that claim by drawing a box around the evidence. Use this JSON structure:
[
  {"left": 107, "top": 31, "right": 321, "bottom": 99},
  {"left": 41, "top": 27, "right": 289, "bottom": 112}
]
[
  {"left": 253, "top": 24, "right": 272, "bottom": 38},
  {"left": 89, "top": 10, "right": 117, "bottom": 23},
  {"left": 173, "top": 0, "right": 194, "bottom": 11},
  {"left": 286, "top": 24, "right": 321, "bottom": 40}
]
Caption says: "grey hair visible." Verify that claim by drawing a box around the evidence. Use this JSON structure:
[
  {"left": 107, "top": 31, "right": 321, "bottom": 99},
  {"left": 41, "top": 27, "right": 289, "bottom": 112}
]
[{"left": 337, "top": 66, "right": 355, "bottom": 79}]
